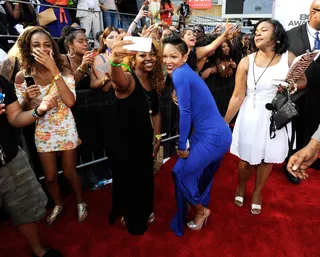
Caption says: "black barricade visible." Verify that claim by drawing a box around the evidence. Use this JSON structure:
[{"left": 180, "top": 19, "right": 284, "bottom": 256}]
[{"left": 20, "top": 88, "right": 115, "bottom": 187}]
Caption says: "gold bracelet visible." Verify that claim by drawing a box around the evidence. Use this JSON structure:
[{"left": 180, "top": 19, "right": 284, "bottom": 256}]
[
  {"left": 77, "top": 66, "right": 86, "bottom": 74},
  {"left": 53, "top": 73, "right": 62, "bottom": 81},
  {"left": 155, "top": 134, "right": 162, "bottom": 140},
  {"left": 101, "top": 76, "right": 108, "bottom": 86}
]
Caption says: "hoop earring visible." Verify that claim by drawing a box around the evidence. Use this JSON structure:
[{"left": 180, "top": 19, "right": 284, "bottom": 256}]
[{"left": 68, "top": 49, "right": 75, "bottom": 58}]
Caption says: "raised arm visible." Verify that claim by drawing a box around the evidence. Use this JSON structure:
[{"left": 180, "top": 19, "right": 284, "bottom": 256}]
[
  {"left": 224, "top": 56, "right": 248, "bottom": 124},
  {"left": 109, "top": 34, "right": 135, "bottom": 93},
  {"left": 196, "top": 22, "right": 233, "bottom": 60},
  {"left": 127, "top": 5, "right": 149, "bottom": 35},
  {"left": 32, "top": 49, "right": 75, "bottom": 107}
]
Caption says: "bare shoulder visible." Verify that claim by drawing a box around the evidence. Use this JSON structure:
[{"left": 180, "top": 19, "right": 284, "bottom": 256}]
[
  {"left": 15, "top": 70, "right": 25, "bottom": 84},
  {"left": 238, "top": 55, "right": 250, "bottom": 73},
  {"left": 287, "top": 51, "right": 296, "bottom": 66}
]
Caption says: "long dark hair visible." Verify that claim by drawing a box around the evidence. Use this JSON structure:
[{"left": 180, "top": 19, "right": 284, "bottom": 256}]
[
  {"left": 63, "top": 26, "right": 86, "bottom": 51},
  {"left": 17, "top": 26, "right": 64, "bottom": 75},
  {"left": 161, "top": 0, "right": 172, "bottom": 7},
  {"left": 252, "top": 18, "right": 289, "bottom": 54},
  {"left": 215, "top": 39, "right": 232, "bottom": 62}
]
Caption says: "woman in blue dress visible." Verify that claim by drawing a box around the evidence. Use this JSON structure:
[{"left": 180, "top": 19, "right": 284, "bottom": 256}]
[{"left": 162, "top": 35, "right": 232, "bottom": 236}]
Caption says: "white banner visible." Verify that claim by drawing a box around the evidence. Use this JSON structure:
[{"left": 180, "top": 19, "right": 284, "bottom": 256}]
[{"left": 272, "top": 0, "right": 313, "bottom": 31}]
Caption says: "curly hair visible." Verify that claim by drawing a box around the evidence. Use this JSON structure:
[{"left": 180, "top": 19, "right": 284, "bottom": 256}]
[
  {"left": 251, "top": 18, "right": 289, "bottom": 54},
  {"left": 17, "top": 26, "right": 64, "bottom": 75},
  {"left": 123, "top": 40, "right": 164, "bottom": 95}
]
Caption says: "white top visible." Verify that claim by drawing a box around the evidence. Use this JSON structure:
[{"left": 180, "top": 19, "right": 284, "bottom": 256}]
[
  {"left": 88, "top": 0, "right": 96, "bottom": 9},
  {"left": 0, "top": 48, "right": 7, "bottom": 63},
  {"left": 306, "top": 23, "right": 320, "bottom": 51},
  {"left": 100, "top": 0, "right": 117, "bottom": 10},
  {"left": 312, "top": 125, "right": 320, "bottom": 141}
]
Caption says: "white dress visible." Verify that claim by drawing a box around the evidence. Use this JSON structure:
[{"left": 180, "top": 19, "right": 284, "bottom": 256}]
[{"left": 231, "top": 51, "right": 292, "bottom": 165}]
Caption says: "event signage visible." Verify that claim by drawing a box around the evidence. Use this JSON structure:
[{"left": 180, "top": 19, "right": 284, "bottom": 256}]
[
  {"left": 272, "top": 0, "right": 313, "bottom": 30},
  {"left": 188, "top": 0, "right": 212, "bottom": 9}
]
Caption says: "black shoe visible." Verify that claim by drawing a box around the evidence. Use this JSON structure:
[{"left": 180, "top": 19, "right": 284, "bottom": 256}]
[
  {"left": 284, "top": 167, "right": 300, "bottom": 184},
  {"left": 32, "top": 248, "right": 63, "bottom": 257}
]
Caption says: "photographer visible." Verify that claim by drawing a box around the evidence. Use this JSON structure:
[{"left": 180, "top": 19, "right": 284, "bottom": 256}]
[{"left": 0, "top": 75, "right": 62, "bottom": 257}]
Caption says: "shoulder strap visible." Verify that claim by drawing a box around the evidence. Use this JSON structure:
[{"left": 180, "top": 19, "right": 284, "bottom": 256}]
[
  {"left": 99, "top": 54, "right": 106, "bottom": 63},
  {"left": 65, "top": 54, "right": 71, "bottom": 65}
]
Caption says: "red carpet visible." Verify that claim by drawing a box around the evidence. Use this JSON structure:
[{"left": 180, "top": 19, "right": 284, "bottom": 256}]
[{"left": 1, "top": 153, "right": 320, "bottom": 257}]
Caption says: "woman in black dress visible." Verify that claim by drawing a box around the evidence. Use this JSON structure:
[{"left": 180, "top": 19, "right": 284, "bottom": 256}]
[{"left": 108, "top": 35, "right": 164, "bottom": 235}]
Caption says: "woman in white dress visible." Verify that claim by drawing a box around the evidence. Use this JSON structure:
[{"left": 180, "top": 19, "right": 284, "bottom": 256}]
[{"left": 224, "top": 19, "right": 307, "bottom": 214}]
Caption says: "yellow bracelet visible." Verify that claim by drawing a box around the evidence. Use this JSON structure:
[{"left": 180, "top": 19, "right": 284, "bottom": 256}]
[
  {"left": 101, "top": 76, "right": 108, "bottom": 86},
  {"left": 53, "top": 73, "right": 62, "bottom": 81},
  {"left": 155, "top": 134, "right": 162, "bottom": 140},
  {"left": 77, "top": 66, "right": 86, "bottom": 74}
]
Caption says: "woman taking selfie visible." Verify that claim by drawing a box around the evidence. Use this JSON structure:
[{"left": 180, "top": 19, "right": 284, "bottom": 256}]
[
  {"left": 162, "top": 35, "right": 232, "bottom": 236},
  {"left": 14, "top": 26, "right": 88, "bottom": 225},
  {"left": 91, "top": 26, "right": 119, "bottom": 91},
  {"left": 108, "top": 34, "right": 163, "bottom": 235},
  {"left": 62, "top": 25, "right": 94, "bottom": 89}
]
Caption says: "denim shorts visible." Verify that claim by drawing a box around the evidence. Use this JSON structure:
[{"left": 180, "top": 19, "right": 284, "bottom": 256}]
[{"left": 0, "top": 147, "right": 47, "bottom": 225}]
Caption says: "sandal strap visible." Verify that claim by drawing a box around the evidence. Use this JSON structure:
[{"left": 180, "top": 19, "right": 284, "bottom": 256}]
[
  {"left": 251, "top": 204, "right": 261, "bottom": 210},
  {"left": 235, "top": 196, "right": 244, "bottom": 203}
]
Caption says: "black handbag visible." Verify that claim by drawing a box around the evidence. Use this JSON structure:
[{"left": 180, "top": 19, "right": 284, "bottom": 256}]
[{"left": 269, "top": 89, "right": 306, "bottom": 139}]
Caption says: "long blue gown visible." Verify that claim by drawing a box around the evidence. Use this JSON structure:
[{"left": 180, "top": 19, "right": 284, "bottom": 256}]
[{"left": 170, "top": 64, "right": 232, "bottom": 236}]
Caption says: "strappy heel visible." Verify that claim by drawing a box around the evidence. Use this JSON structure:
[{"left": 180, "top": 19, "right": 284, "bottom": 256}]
[
  {"left": 77, "top": 203, "right": 88, "bottom": 223},
  {"left": 148, "top": 212, "right": 155, "bottom": 223},
  {"left": 47, "top": 205, "right": 63, "bottom": 226},
  {"left": 234, "top": 186, "right": 245, "bottom": 207},
  {"left": 121, "top": 212, "right": 155, "bottom": 226},
  {"left": 187, "top": 208, "right": 211, "bottom": 231},
  {"left": 251, "top": 204, "right": 262, "bottom": 215}
]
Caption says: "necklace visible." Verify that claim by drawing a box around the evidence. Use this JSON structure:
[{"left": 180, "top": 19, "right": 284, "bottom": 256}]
[
  {"left": 252, "top": 51, "right": 277, "bottom": 88},
  {"left": 252, "top": 51, "right": 277, "bottom": 109}
]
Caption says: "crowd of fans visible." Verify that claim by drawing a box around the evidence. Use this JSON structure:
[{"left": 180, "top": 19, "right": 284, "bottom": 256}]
[{"left": 0, "top": 0, "right": 320, "bottom": 256}]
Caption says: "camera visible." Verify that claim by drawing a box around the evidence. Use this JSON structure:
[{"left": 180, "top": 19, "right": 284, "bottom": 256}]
[{"left": 143, "top": 5, "right": 149, "bottom": 11}]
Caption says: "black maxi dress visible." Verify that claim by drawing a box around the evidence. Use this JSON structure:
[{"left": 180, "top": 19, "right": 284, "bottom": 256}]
[{"left": 108, "top": 73, "right": 159, "bottom": 235}]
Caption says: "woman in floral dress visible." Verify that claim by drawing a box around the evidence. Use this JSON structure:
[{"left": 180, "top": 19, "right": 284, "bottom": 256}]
[{"left": 14, "top": 27, "right": 88, "bottom": 225}]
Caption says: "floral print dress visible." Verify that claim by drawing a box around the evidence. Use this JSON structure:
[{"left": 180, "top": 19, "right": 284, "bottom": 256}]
[{"left": 15, "top": 75, "right": 78, "bottom": 152}]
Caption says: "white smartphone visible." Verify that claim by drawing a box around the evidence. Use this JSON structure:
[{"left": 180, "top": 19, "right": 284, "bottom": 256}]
[{"left": 123, "top": 36, "right": 152, "bottom": 52}]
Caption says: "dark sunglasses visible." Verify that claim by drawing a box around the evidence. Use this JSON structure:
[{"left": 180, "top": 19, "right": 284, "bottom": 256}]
[{"left": 193, "top": 29, "right": 203, "bottom": 33}]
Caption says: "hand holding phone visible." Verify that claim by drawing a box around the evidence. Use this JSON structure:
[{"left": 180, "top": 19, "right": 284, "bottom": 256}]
[
  {"left": 25, "top": 76, "right": 35, "bottom": 87},
  {"left": 25, "top": 76, "right": 40, "bottom": 100},
  {"left": 123, "top": 36, "right": 152, "bottom": 52}
]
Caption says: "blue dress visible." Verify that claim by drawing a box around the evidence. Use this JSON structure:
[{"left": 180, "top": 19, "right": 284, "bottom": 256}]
[{"left": 170, "top": 64, "right": 232, "bottom": 236}]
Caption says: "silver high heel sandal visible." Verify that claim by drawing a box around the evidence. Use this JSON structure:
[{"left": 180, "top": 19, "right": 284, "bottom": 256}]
[
  {"left": 47, "top": 205, "right": 63, "bottom": 225},
  {"left": 187, "top": 208, "right": 211, "bottom": 231},
  {"left": 77, "top": 203, "right": 88, "bottom": 223},
  {"left": 121, "top": 212, "right": 155, "bottom": 227},
  {"left": 148, "top": 212, "right": 155, "bottom": 223}
]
